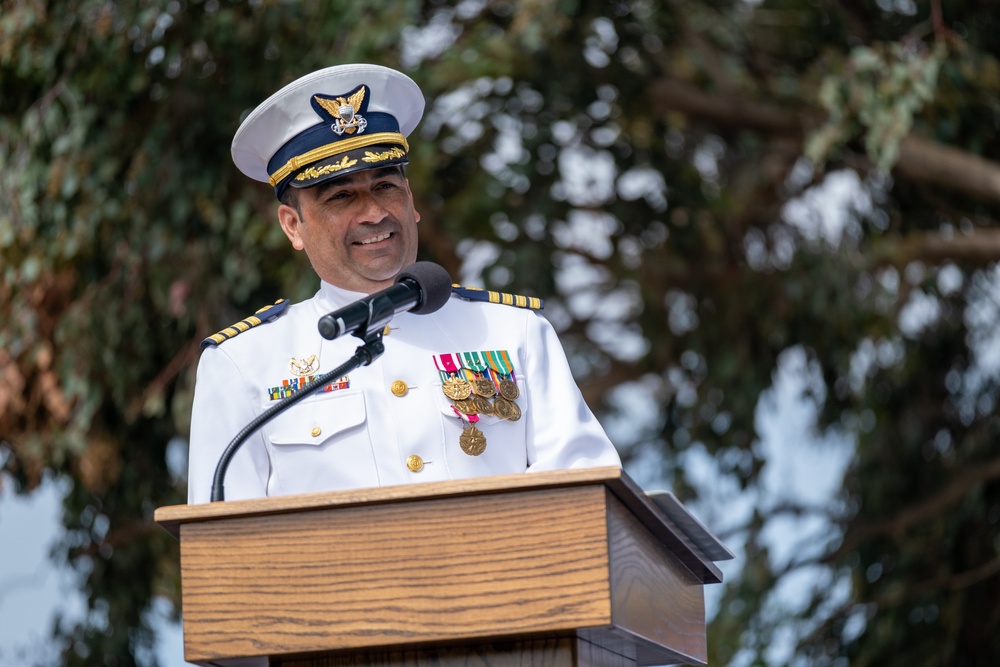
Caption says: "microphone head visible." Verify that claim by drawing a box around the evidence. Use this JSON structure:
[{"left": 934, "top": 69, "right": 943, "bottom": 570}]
[{"left": 395, "top": 262, "right": 453, "bottom": 314}]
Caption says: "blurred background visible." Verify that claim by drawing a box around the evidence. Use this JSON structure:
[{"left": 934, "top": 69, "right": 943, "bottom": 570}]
[{"left": 2, "top": 0, "right": 999, "bottom": 665}]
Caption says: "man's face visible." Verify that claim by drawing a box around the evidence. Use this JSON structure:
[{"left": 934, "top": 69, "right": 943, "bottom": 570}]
[{"left": 277, "top": 167, "right": 420, "bottom": 293}]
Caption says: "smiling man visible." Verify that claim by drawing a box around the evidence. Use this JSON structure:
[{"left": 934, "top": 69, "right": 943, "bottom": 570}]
[{"left": 186, "top": 64, "right": 620, "bottom": 504}]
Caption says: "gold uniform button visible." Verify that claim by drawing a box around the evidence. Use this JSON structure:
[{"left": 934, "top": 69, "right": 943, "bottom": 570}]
[
  {"left": 406, "top": 455, "right": 424, "bottom": 472},
  {"left": 310, "top": 426, "right": 322, "bottom": 438},
  {"left": 390, "top": 380, "right": 408, "bottom": 397}
]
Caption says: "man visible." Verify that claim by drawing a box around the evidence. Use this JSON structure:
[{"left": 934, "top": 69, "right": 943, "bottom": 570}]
[{"left": 187, "top": 63, "right": 620, "bottom": 504}]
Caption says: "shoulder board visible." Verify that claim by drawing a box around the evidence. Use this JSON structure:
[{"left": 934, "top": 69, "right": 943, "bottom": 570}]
[
  {"left": 200, "top": 299, "right": 290, "bottom": 349},
  {"left": 451, "top": 285, "right": 543, "bottom": 310}
]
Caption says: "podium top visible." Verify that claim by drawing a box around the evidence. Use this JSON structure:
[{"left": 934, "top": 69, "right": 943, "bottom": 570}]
[{"left": 156, "top": 466, "right": 727, "bottom": 583}]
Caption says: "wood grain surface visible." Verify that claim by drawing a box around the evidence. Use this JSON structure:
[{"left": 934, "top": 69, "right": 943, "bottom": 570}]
[
  {"left": 180, "top": 486, "right": 614, "bottom": 662},
  {"left": 156, "top": 468, "right": 716, "bottom": 667}
]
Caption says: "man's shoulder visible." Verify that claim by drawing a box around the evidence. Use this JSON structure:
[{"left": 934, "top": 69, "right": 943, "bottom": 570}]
[
  {"left": 449, "top": 285, "right": 544, "bottom": 311},
  {"left": 200, "top": 298, "right": 296, "bottom": 349}
]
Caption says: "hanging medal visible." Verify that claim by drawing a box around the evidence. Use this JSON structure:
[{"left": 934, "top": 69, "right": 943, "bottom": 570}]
[
  {"left": 492, "top": 384, "right": 516, "bottom": 420},
  {"left": 462, "top": 351, "right": 497, "bottom": 398},
  {"left": 485, "top": 350, "right": 522, "bottom": 421},
  {"left": 434, "top": 353, "right": 472, "bottom": 401},
  {"left": 486, "top": 350, "right": 520, "bottom": 401},
  {"left": 452, "top": 407, "right": 487, "bottom": 456}
]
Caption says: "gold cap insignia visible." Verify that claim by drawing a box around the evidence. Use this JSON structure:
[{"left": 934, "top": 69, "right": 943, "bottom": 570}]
[{"left": 314, "top": 85, "right": 368, "bottom": 136}]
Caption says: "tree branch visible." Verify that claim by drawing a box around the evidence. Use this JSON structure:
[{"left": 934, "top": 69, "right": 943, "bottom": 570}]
[
  {"left": 826, "top": 455, "right": 1000, "bottom": 562},
  {"left": 647, "top": 77, "right": 1000, "bottom": 207},
  {"left": 869, "top": 228, "right": 1000, "bottom": 267}
]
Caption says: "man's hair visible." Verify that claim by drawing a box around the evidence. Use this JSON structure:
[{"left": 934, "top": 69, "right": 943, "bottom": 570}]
[{"left": 279, "top": 186, "right": 300, "bottom": 211}]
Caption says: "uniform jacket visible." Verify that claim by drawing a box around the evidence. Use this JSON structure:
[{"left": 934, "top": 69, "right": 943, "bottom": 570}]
[{"left": 187, "top": 281, "right": 621, "bottom": 503}]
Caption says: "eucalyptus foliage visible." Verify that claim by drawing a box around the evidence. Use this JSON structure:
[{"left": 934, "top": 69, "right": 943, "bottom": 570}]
[{"left": 2, "top": 1, "right": 999, "bottom": 665}]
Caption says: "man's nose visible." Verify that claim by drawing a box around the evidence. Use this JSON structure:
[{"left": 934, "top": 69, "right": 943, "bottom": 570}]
[{"left": 353, "top": 191, "right": 390, "bottom": 223}]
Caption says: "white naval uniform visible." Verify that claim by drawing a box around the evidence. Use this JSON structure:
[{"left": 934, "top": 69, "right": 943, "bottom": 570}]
[{"left": 187, "top": 281, "right": 621, "bottom": 504}]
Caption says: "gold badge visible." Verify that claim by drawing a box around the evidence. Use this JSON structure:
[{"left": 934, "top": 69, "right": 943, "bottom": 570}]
[
  {"left": 499, "top": 377, "right": 519, "bottom": 400},
  {"left": 442, "top": 376, "right": 473, "bottom": 401},
  {"left": 459, "top": 425, "right": 487, "bottom": 456},
  {"left": 289, "top": 354, "right": 319, "bottom": 377},
  {"left": 314, "top": 86, "right": 368, "bottom": 136},
  {"left": 493, "top": 397, "right": 514, "bottom": 420},
  {"left": 472, "top": 376, "right": 496, "bottom": 398}
]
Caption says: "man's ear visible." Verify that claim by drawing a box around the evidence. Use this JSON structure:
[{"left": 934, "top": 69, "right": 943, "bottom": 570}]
[{"left": 277, "top": 203, "right": 305, "bottom": 250}]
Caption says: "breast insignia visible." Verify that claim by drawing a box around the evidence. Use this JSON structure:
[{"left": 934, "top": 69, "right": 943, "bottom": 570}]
[
  {"left": 451, "top": 285, "right": 543, "bottom": 310},
  {"left": 201, "top": 299, "right": 290, "bottom": 349}
]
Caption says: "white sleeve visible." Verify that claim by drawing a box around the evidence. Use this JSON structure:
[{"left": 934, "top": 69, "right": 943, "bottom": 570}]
[
  {"left": 187, "top": 346, "right": 271, "bottom": 504},
  {"left": 522, "top": 313, "right": 622, "bottom": 472}
]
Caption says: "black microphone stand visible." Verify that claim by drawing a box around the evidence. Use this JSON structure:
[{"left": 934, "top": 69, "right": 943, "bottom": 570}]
[{"left": 209, "top": 295, "right": 397, "bottom": 502}]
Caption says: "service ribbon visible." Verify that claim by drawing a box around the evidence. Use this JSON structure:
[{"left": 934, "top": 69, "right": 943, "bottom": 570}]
[
  {"left": 433, "top": 352, "right": 463, "bottom": 381},
  {"left": 451, "top": 406, "right": 480, "bottom": 424},
  {"left": 462, "top": 351, "right": 488, "bottom": 373},
  {"left": 485, "top": 350, "right": 516, "bottom": 381}
]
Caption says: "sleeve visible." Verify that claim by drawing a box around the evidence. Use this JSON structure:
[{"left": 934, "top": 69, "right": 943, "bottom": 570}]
[
  {"left": 522, "top": 313, "right": 622, "bottom": 472},
  {"left": 187, "top": 346, "right": 272, "bottom": 504}
]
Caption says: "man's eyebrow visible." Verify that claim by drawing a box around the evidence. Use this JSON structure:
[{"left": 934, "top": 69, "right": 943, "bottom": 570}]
[{"left": 313, "top": 167, "right": 404, "bottom": 196}]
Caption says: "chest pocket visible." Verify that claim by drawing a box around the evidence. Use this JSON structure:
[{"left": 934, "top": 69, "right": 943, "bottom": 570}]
[{"left": 263, "top": 389, "right": 367, "bottom": 447}]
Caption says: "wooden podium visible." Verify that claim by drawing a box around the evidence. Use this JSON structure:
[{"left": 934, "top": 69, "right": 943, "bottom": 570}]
[{"left": 155, "top": 467, "right": 726, "bottom": 667}]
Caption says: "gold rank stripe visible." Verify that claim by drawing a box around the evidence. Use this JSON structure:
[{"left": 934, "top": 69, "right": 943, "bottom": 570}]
[
  {"left": 451, "top": 285, "right": 543, "bottom": 310},
  {"left": 268, "top": 132, "right": 409, "bottom": 186},
  {"left": 201, "top": 298, "right": 290, "bottom": 349}
]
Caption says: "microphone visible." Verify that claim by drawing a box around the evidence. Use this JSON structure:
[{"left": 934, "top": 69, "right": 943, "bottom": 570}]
[{"left": 317, "top": 261, "right": 453, "bottom": 340}]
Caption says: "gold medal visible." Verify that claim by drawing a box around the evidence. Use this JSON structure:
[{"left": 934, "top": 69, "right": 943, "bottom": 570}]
[
  {"left": 506, "top": 400, "right": 522, "bottom": 422},
  {"left": 493, "top": 396, "right": 514, "bottom": 420},
  {"left": 473, "top": 376, "right": 496, "bottom": 398},
  {"left": 453, "top": 398, "right": 479, "bottom": 415},
  {"left": 473, "top": 395, "right": 494, "bottom": 415},
  {"left": 499, "top": 377, "right": 519, "bottom": 400},
  {"left": 459, "top": 425, "right": 487, "bottom": 456},
  {"left": 442, "top": 376, "right": 472, "bottom": 401}
]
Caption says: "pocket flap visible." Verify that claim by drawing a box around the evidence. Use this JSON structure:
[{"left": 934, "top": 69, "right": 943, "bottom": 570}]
[{"left": 265, "top": 390, "right": 366, "bottom": 446}]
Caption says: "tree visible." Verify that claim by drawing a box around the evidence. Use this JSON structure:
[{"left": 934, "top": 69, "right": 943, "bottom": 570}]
[{"left": 2, "top": 0, "right": 999, "bottom": 664}]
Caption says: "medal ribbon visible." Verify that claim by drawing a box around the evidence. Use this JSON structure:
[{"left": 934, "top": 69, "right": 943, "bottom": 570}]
[
  {"left": 451, "top": 407, "right": 480, "bottom": 424},
  {"left": 433, "top": 352, "right": 464, "bottom": 381},
  {"left": 485, "top": 350, "right": 517, "bottom": 383},
  {"left": 462, "top": 351, "right": 488, "bottom": 373}
]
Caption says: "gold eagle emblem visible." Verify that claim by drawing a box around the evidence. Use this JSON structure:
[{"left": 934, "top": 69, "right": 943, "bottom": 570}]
[
  {"left": 289, "top": 354, "right": 320, "bottom": 377},
  {"left": 314, "top": 86, "right": 368, "bottom": 136}
]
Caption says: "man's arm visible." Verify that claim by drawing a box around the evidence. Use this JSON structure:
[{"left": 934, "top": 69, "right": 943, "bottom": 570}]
[
  {"left": 187, "top": 347, "right": 271, "bottom": 503},
  {"left": 522, "top": 313, "right": 622, "bottom": 472}
]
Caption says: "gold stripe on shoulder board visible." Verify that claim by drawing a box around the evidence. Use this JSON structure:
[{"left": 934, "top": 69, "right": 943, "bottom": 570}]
[
  {"left": 201, "top": 298, "right": 290, "bottom": 348},
  {"left": 451, "top": 285, "right": 543, "bottom": 310}
]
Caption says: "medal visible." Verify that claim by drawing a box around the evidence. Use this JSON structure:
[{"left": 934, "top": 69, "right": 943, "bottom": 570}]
[
  {"left": 460, "top": 424, "right": 487, "bottom": 456},
  {"left": 462, "top": 352, "right": 497, "bottom": 398},
  {"left": 453, "top": 398, "right": 479, "bottom": 415},
  {"left": 472, "top": 395, "right": 494, "bottom": 415},
  {"left": 473, "top": 376, "right": 496, "bottom": 398},
  {"left": 499, "top": 377, "right": 519, "bottom": 400},
  {"left": 493, "top": 396, "right": 514, "bottom": 420},
  {"left": 452, "top": 409, "right": 487, "bottom": 456},
  {"left": 443, "top": 376, "right": 472, "bottom": 400},
  {"left": 435, "top": 354, "right": 473, "bottom": 400},
  {"left": 506, "top": 400, "right": 522, "bottom": 421},
  {"left": 487, "top": 350, "right": 520, "bottom": 400}
]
